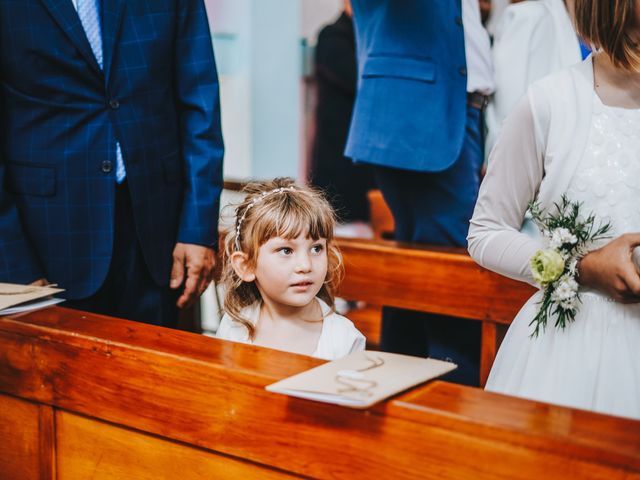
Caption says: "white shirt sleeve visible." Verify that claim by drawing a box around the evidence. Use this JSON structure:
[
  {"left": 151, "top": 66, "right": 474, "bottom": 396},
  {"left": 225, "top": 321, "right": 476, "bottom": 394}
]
[
  {"left": 349, "top": 328, "right": 367, "bottom": 354},
  {"left": 468, "top": 93, "right": 547, "bottom": 286},
  {"left": 492, "top": 4, "right": 551, "bottom": 122},
  {"left": 215, "top": 313, "right": 234, "bottom": 340},
  {"left": 319, "top": 313, "right": 366, "bottom": 360},
  {"left": 216, "top": 313, "right": 250, "bottom": 343}
]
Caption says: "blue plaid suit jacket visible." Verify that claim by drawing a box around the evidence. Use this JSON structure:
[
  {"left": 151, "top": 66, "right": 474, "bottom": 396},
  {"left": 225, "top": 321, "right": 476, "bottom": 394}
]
[{"left": 0, "top": 0, "right": 224, "bottom": 299}]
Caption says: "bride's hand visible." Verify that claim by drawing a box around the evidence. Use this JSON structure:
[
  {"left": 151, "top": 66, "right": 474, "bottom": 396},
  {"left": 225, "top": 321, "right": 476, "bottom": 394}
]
[{"left": 578, "top": 233, "right": 640, "bottom": 303}]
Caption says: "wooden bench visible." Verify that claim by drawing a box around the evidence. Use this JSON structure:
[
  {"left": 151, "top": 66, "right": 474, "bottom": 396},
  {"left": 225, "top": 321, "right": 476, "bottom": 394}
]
[
  {"left": 336, "top": 237, "right": 536, "bottom": 386},
  {"left": 0, "top": 307, "right": 638, "bottom": 479}
]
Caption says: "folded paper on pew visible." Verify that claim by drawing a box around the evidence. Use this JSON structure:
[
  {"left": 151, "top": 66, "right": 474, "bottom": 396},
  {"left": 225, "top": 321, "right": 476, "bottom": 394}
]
[
  {"left": 0, "top": 283, "right": 65, "bottom": 316},
  {"left": 266, "top": 350, "right": 456, "bottom": 409}
]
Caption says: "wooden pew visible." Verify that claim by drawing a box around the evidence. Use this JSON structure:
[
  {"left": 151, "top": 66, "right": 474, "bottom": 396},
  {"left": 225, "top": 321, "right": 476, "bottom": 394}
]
[
  {"left": 367, "top": 189, "right": 395, "bottom": 239},
  {"left": 336, "top": 237, "right": 536, "bottom": 386},
  {"left": 1, "top": 307, "right": 638, "bottom": 479}
]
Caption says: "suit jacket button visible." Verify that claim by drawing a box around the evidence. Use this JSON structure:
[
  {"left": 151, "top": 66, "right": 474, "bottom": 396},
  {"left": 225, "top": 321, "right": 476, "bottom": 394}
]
[
  {"left": 459, "top": 67, "right": 467, "bottom": 76},
  {"left": 109, "top": 98, "right": 120, "bottom": 109},
  {"left": 455, "top": 16, "right": 462, "bottom": 26},
  {"left": 101, "top": 160, "right": 113, "bottom": 173}
]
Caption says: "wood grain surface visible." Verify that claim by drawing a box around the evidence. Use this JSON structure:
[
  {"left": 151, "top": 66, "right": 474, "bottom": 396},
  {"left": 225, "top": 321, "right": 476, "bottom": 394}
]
[
  {"left": 0, "top": 308, "right": 637, "bottom": 479},
  {"left": 336, "top": 237, "right": 535, "bottom": 324}
]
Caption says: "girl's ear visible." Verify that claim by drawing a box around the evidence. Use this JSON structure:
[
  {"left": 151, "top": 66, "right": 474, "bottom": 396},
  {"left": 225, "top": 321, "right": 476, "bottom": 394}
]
[{"left": 230, "top": 251, "right": 256, "bottom": 282}]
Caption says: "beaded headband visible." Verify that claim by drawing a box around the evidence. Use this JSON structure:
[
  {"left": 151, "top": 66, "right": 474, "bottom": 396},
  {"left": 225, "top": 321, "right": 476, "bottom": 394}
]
[{"left": 234, "top": 186, "right": 297, "bottom": 251}]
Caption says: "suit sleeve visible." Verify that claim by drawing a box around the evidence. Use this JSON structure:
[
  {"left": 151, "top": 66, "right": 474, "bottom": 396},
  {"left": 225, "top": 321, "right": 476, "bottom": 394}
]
[
  {"left": 174, "top": 0, "right": 224, "bottom": 249},
  {"left": 0, "top": 153, "right": 44, "bottom": 283}
]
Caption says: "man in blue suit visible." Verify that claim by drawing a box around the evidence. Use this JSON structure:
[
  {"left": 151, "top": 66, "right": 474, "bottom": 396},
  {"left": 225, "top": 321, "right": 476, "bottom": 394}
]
[
  {"left": 346, "top": 0, "right": 494, "bottom": 385},
  {"left": 0, "top": 0, "right": 224, "bottom": 327}
]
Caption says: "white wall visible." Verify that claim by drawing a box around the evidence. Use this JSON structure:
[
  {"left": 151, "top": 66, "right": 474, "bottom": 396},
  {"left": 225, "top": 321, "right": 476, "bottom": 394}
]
[
  {"left": 204, "top": 0, "right": 344, "bottom": 181},
  {"left": 300, "top": 0, "right": 343, "bottom": 43}
]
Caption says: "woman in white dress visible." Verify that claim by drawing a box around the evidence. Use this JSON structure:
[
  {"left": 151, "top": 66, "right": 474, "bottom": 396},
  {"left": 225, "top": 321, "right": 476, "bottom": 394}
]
[{"left": 468, "top": 0, "right": 640, "bottom": 420}]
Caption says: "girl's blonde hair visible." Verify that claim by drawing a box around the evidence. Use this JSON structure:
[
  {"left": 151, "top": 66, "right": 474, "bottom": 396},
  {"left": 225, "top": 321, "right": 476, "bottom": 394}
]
[
  {"left": 221, "top": 178, "right": 343, "bottom": 339},
  {"left": 574, "top": 0, "right": 640, "bottom": 71}
]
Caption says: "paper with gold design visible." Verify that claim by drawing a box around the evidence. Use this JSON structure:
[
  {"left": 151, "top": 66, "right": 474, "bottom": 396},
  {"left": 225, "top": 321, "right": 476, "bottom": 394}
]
[{"left": 266, "top": 350, "right": 456, "bottom": 409}]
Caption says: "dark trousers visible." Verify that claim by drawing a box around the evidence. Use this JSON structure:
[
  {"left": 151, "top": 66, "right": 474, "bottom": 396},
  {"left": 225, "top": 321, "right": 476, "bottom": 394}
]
[
  {"left": 373, "top": 105, "right": 483, "bottom": 386},
  {"left": 65, "top": 183, "right": 178, "bottom": 328}
]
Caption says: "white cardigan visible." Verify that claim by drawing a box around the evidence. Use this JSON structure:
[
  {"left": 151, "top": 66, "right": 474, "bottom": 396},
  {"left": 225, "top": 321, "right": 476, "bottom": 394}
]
[
  {"left": 484, "top": 0, "right": 582, "bottom": 158},
  {"left": 468, "top": 58, "right": 596, "bottom": 286}
]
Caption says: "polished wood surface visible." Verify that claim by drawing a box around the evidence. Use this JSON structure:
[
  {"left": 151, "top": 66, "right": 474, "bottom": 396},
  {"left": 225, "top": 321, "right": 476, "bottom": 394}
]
[
  {"left": 343, "top": 304, "right": 382, "bottom": 347},
  {"left": 336, "top": 237, "right": 535, "bottom": 324},
  {"left": 367, "top": 189, "right": 395, "bottom": 239},
  {"left": 56, "top": 411, "right": 294, "bottom": 479},
  {"left": 0, "top": 308, "right": 638, "bottom": 479},
  {"left": 335, "top": 237, "right": 537, "bottom": 385},
  {"left": 0, "top": 394, "right": 51, "bottom": 480}
]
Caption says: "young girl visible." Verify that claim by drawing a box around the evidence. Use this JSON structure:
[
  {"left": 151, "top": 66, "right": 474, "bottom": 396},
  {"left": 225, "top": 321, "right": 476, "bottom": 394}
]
[
  {"left": 216, "top": 178, "right": 366, "bottom": 360},
  {"left": 468, "top": 0, "right": 640, "bottom": 419}
]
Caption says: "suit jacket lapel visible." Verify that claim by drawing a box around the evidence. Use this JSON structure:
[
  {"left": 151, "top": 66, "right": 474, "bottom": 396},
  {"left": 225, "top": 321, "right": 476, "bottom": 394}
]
[
  {"left": 40, "top": 0, "right": 102, "bottom": 77},
  {"left": 101, "top": 0, "right": 126, "bottom": 86}
]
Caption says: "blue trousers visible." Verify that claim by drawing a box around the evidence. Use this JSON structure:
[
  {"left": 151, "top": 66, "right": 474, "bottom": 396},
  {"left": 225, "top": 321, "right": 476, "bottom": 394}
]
[
  {"left": 65, "top": 183, "right": 179, "bottom": 328},
  {"left": 373, "top": 105, "right": 483, "bottom": 386}
]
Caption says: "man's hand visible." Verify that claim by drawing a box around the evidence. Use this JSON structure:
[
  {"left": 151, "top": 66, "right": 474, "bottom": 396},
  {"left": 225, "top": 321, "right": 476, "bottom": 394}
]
[
  {"left": 578, "top": 233, "right": 640, "bottom": 303},
  {"left": 30, "top": 278, "right": 49, "bottom": 287},
  {"left": 170, "top": 243, "right": 216, "bottom": 309}
]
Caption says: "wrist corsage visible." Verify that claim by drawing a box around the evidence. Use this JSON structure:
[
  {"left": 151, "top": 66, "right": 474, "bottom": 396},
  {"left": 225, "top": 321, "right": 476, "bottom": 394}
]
[{"left": 528, "top": 196, "right": 611, "bottom": 336}]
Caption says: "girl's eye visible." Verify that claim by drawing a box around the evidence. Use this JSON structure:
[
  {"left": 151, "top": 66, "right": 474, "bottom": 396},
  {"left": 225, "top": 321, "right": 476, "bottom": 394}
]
[
  {"left": 311, "top": 244, "right": 324, "bottom": 254},
  {"left": 278, "top": 247, "right": 293, "bottom": 256}
]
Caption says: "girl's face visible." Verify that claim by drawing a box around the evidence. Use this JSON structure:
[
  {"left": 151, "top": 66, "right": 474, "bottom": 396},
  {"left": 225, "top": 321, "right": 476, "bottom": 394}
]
[{"left": 252, "top": 234, "right": 328, "bottom": 310}]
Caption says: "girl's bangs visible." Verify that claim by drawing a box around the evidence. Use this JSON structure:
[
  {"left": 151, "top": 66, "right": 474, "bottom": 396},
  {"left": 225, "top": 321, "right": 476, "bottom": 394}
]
[{"left": 256, "top": 197, "right": 334, "bottom": 244}]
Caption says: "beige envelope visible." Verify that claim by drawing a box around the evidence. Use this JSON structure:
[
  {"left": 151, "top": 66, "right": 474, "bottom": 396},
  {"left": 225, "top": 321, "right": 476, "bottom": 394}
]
[
  {"left": 0, "top": 283, "right": 65, "bottom": 315},
  {"left": 266, "top": 350, "right": 456, "bottom": 409}
]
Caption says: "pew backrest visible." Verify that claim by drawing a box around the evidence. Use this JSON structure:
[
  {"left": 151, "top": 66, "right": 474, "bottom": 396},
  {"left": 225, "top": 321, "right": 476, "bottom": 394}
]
[{"left": 335, "top": 237, "right": 536, "bottom": 385}]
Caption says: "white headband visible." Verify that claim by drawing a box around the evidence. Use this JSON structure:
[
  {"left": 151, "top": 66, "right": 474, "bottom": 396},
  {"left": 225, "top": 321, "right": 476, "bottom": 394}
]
[{"left": 234, "top": 186, "right": 296, "bottom": 251}]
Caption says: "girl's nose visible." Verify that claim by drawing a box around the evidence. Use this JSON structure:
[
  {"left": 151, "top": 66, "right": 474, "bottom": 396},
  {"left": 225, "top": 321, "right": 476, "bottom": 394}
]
[{"left": 295, "top": 252, "right": 312, "bottom": 273}]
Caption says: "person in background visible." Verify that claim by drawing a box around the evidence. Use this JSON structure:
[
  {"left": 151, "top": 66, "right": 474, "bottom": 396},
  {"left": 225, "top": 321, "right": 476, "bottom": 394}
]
[
  {"left": 0, "top": 0, "right": 224, "bottom": 327},
  {"left": 217, "top": 178, "right": 366, "bottom": 360},
  {"left": 484, "top": 0, "right": 513, "bottom": 37},
  {"left": 310, "top": 0, "right": 374, "bottom": 229},
  {"left": 484, "top": 0, "right": 587, "bottom": 158},
  {"left": 346, "top": 0, "right": 494, "bottom": 386}
]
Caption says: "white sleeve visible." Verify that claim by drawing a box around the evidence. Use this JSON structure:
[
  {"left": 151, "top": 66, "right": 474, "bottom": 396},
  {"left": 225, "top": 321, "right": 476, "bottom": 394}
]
[
  {"left": 215, "top": 314, "right": 236, "bottom": 341},
  {"left": 468, "top": 92, "right": 547, "bottom": 286},
  {"left": 485, "top": 5, "right": 550, "bottom": 157},
  {"left": 333, "top": 315, "right": 366, "bottom": 357},
  {"left": 349, "top": 328, "right": 367, "bottom": 354}
]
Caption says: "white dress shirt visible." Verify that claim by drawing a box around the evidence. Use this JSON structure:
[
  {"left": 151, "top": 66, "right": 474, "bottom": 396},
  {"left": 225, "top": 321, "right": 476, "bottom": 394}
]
[{"left": 462, "top": 0, "right": 495, "bottom": 94}]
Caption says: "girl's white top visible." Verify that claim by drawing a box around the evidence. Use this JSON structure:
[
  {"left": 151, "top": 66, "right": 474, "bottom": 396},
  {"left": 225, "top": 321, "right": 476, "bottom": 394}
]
[{"left": 216, "top": 298, "right": 366, "bottom": 360}]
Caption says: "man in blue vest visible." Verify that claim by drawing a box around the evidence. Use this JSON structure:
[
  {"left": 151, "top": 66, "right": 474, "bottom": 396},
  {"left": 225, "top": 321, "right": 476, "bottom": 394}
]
[
  {"left": 346, "top": 0, "right": 494, "bottom": 385},
  {"left": 0, "top": 0, "right": 224, "bottom": 327}
]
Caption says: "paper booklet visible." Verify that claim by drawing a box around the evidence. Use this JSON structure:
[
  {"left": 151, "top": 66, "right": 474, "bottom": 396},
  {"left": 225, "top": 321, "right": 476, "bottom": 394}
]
[
  {"left": 266, "top": 350, "right": 457, "bottom": 409},
  {"left": 0, "top": 283, "right": 65, "bottom": 316}
]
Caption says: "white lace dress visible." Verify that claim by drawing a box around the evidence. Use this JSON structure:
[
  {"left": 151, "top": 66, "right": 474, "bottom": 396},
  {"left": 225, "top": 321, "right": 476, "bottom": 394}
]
[{"left": 472, "top": 92, "right": 640, "bottom": 420}]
